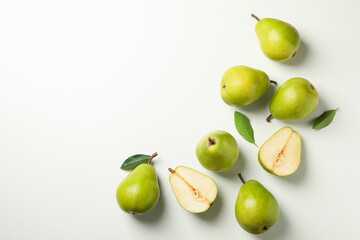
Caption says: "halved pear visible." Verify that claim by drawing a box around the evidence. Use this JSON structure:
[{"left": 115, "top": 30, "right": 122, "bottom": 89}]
[
  {"left": 258, "top": 127, "right": 301, "bottom": 176},
  {"left": 168, "top": 166, "right": 217, "bottom": 213}
]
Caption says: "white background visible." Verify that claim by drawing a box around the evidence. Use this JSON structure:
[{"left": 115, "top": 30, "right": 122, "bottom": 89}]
[{"left": 0, "top": 0, "right": 359, "bottom": 239}]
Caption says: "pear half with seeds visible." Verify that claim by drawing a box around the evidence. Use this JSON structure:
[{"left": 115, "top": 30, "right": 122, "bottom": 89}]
[
  {"left": 168, "top": 166, "right": 217, "bottom": 213},
  {"left": 258, "top": 127, "right": 301, "bottom": 176}
]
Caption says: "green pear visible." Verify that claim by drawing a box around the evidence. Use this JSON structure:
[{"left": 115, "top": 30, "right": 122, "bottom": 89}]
[
  {"left": 116, "top": 153, "right": 160, "bottom": 215},
  {"left": 235, "top": 174, "right": 280, "bottom": 234},
  {"left": 196, "top": 130, "right": 239, "bottom": 172},
  {"left": 268, "top": 77, "right": 319, "bottom": 121},
  {"left": 259, "top": 127, "right": 301, "bottom": 176},
  {"left": 252, "top": 14, "right": 301, "bottom": 62},
  {"left": 221, "top": 65, "right": 271, "bottom": 107}
]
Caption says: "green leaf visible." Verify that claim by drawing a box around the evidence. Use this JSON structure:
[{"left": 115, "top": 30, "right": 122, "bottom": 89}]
[
  {"left": 234, "top": 111, "right": 257, "bottom": 147},
  {"left": 121, "top": 154, "right": 151, "bottom": 170},
  {"left": 312, "top": 108, "right": 339, "bottom": 130}
]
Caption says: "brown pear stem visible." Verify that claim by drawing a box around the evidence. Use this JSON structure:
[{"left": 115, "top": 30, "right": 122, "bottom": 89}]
[
  {"left": 208, "top": 137, "right": 216, "bottom": 145},
  {"left": 147, "top": 152, "right": 158, "bottom": 164},
  {"left": 168, "top": 168, "right": 175, "bottom": 173},
  {"left": 251, "top": 14, "right": 260, "bottom": 22},
  {"left": 238, "top": 173, "right": 246, "bottom": 184},
  {"left": 270, "top": 80, "right": 278, "bottom": 85},
  {"left": 266, "top": 114, "right": 273, "bottom": 122},
  {"left": 292, "top": 51, "right": 297, "bottom": 57}
]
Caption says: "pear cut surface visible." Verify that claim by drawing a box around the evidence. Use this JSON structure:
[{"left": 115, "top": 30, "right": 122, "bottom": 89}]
[
  {"left": 169, "top": 166, "right": 217, "bottom": 213},
  {"left": 259, "top": 127, "right": 301, "bottom": 176}
]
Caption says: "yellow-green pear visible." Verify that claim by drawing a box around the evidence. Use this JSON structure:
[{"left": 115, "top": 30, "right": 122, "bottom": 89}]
[
  {"left": 116, "top": 153, "right": 160, "bottom": 215},
  {"left": 235, "top": 174, "right": 280, "bottom": 234},
  {"left": 196, "top": 130, "right": 239, "bottom": 172},
  {"left": 252, "top": 14, "right": 301, "bottom": 62},
  {"left": 268, "top": 77, "right": 319, "bottom": 121},
  {"left": 221, "top": 66, "right": 272, "bottom": 107}
]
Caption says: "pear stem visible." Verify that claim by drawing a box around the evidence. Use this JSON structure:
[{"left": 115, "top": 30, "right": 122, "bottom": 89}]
[
  {"left": 266, "top": 114, "right": 273, "bottom": 122},
  {"left": 168, "top": 168, "right": 175, "bottom": 173},
  {"left": 147, "top": 152, "right": 158, "bottom": 164},
  {"left": 251, "top": 14, "right": 260, "bottom": 22},
  {"left": 208, "top": 137, "right": 216, "bottom": 145},
  {"left": 238, "top": 173, "right": 246, "bottom": 184},
  {"left": 270, "top": 80, "right": 278, "bottom": 85}
]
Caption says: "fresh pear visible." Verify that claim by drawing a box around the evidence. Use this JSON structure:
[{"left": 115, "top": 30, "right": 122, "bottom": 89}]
[
  {"left": 221, "top": 65, "right": 275, "bottom": 107},
  {"left": 168, "top": 166, "right": 217, "bottom": 213},
  {"left": 235, "top": 174, "right": 280, "bottom": 234},
  {"left": 267, "top": 77, "right": 318, "bottom": 122},
  {"left": 251, "top": 14, "right": 301, "bottom": 62},
  {"left": 259, "top": 127, "right": 301, "bottom": 176},
  {"left": 116, "top": 153, "right": 160, "bottom": 215},
  {"left": 196, "top": 130, "right": 239, "bottom": 171}
]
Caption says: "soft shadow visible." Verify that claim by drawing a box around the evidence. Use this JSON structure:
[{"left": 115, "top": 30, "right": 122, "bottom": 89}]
[
  {"left": 308, "top": 97, "right": 328, "bottom": 120},
  {"left": 195, "top": 189, "right": 223, "bottom": 222},
  {"left": 280, "top": 40, "right": 309, "bottom": 66},
  {"left": 282, "top": 139, "right": 307, "bottom": 183},
  {"left": 216, "top": 146, "right": 247, "bottom": 180},
  {"left": 257, "top": 209, "right": 288, "bottom": 239},
  {"left": 132, "top": 179, "right": 165, "bottom": 224},
  {"left": 241, "top": 83, "right": 277, "bottom": 114},
  {"left": 307, "top": 97, "right": 337, "bottom": 128}
]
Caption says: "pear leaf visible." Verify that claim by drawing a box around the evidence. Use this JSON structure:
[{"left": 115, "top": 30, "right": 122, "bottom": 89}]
[
  {"left": 312, "top": 108, "right": 339, "bottom": 130},
  {"left": 234, "top": 111, "right": 257, "bottom": 147},
  {"left": 121, "top": 154, "right": 151, "bottom": 170}
]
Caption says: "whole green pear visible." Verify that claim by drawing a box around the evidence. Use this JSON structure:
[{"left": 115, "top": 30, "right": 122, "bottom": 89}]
[
  {"left": 235, "top": 174, "right": 279, "bottom": 234},
  {"left": 196, "top": 130, "right": 239, "bottom": 172},
  {"left": 269, "top": 77, "right": 319, "bottom": 121},
  {"left": 116, "top": 154, "right": 160, "bottom": 215},
  {"left": 221, "top": 66, "right": 270, "bottom": 107},
  {"left": 252, "top": 14, "right": 300, "bottom": 62}
]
